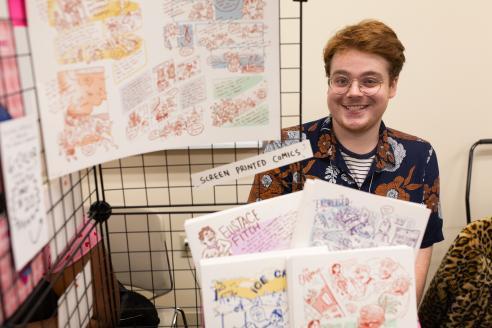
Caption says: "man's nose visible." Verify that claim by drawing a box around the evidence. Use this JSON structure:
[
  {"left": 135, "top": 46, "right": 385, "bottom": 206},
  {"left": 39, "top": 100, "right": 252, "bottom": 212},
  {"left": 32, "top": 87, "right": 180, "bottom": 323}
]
[{"left": 346, "top": 79, "right": 363, "bottom": 96}]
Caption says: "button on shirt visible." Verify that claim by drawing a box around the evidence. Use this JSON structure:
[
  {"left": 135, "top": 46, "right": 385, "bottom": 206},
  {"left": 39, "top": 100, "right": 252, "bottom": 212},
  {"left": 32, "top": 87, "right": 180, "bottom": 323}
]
[{"left": 248, "top": 116, "right": 444, "bottom": 248}]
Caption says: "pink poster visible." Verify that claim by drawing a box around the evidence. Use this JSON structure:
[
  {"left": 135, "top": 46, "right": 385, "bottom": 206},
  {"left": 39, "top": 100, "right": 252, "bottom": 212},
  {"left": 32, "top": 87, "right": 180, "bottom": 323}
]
[
  {"left": 0, "top": 21, "right": 24, "bottom": 118},
  {"left": 8, "top": 0, "right": 27, "bottom": 27}
]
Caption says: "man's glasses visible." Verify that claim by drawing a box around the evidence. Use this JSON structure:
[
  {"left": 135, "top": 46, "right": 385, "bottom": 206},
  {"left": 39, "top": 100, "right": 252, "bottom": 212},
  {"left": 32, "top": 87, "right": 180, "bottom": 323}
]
[{"left": 328, "top": 75, "right": 383, "bottom": 96}]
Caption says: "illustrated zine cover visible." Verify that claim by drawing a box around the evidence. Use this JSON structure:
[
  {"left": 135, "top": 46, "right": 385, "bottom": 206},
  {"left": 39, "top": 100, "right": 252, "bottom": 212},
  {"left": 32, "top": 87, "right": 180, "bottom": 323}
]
[
  {"left": 292, "top": 179, "right": 430, "bottom": 251},
  {"left": 287, "top": 246, "right": 418, "bottom": 328},
  {"left": 185, "top": 191, "right": 302, "bottom": 272},
  {"left": 26, "top": 0, "right": 280, "bottom": 179},
  {"left": 200, "top": 247, "right": 326, "bottom": 328}
]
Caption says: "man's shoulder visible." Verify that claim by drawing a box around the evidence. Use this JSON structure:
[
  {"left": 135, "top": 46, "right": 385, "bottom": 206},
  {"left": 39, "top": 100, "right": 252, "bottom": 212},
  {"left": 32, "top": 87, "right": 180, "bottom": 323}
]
[
  {"left": 264, "top": 117, "right": 327, "bottom": 152},
  {"left": 386, "top": 127, "right": 433, "bottom": 149}
]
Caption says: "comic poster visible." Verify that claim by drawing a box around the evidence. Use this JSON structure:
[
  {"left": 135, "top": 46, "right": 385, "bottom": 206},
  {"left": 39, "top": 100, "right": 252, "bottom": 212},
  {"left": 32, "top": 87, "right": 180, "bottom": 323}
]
[
  {"left": 291, "top": 179, "right": 430, "bottom": 251},
  {"left": 26, "top": 0, "right": 280, "bottom": 179},
  {"left": 185, "top": 191, "right": 302, "bottom": 273},
  {"left": 287, "top": 246, "right": 418, "bottom": 328},
  {"left": 0, "top": 115, "right": 49, "bottom": 271},
  {"left": 200, "top": 248, "right": 326, "bottom": 328}
]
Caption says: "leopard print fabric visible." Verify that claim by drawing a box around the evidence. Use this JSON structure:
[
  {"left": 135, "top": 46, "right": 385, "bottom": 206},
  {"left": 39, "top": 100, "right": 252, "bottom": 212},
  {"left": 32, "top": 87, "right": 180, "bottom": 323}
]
[{"left": 418, "top": 217, "right": 492, "bottom": 327}]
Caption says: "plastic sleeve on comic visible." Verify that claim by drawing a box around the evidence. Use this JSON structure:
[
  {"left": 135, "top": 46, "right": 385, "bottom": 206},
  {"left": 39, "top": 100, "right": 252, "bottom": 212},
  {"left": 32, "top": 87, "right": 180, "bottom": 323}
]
[
  {"left": 291, "top": 179, "right": 430, "bottom": 254},
  {"left": 184, "top": 190, "right": 304, "bottom": 273}
]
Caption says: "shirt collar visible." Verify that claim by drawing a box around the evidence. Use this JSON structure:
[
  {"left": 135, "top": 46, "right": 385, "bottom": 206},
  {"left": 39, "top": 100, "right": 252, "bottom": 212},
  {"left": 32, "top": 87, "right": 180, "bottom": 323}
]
[{"left": 316, "top": 116, "right": 396, "bottom": 171}]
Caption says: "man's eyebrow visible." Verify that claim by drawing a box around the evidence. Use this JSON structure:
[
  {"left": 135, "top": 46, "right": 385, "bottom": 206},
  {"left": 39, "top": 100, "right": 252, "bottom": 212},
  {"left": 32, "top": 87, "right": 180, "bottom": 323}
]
[{"left": 331, "top": 70, "right": 384, "bottom": 77}]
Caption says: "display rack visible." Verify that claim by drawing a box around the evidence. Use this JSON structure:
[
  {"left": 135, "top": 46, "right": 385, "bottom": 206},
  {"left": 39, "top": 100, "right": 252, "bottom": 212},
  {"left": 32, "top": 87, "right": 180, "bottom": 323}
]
[
  {"left": 0, "top": 0, "right": 306, "bottom": 326},
  {"left": 0, "top": 1, "right": 117, "bottom": 326},
  {"left": 99, "top": 1, "right": 306, "bottom": 327}
]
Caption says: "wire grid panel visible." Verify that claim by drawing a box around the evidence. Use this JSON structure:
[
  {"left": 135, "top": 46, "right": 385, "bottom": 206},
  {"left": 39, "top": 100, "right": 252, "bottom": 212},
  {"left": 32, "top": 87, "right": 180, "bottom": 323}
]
[
  {"left": 102, "top": 1, "right": 303, "bottom": 327},
  {"left": 0, "top": 1, "right": 117, "bottom": 325},
  {"left": 100, "top": 0, "right": 302, "bottom": 209}
]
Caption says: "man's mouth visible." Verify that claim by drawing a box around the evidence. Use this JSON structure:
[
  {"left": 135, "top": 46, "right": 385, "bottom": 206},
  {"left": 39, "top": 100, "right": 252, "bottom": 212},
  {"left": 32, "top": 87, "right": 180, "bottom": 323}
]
[{"left": 343, "top": 105, "right": 369, "bottom": 111}]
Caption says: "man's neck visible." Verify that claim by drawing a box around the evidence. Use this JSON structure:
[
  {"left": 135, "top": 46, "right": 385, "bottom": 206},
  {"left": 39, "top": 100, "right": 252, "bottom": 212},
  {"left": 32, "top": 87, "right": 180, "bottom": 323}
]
[{"left": 333, "top": 122, "right": 381, "bottom": 155}]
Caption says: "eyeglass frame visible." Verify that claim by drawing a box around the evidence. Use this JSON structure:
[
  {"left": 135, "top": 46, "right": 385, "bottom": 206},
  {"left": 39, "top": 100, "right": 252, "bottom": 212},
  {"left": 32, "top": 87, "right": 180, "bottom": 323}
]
[{"left": 327, "top": 75, "right": 384, "bottom": 96}]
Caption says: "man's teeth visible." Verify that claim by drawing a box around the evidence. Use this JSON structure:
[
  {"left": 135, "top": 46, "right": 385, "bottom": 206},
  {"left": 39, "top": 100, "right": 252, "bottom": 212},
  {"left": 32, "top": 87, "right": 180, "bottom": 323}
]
[{"left": 344, "top": 105, "right": 368, "bottom": 110}]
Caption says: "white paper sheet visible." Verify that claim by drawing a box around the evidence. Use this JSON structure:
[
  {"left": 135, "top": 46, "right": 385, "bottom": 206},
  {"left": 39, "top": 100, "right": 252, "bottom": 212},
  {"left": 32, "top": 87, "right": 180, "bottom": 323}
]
[
  {"left": 185, "top": 191, "right": 303, "bottom": 274},
  {"left": 0, "top": 115, "right": 49, "bottom": 271},
  {"left": 287, "top": 246, "right": 418, "bottom": 328},
  {"left": 292, "top": 179, "right": 430, "bottom": 251},
  {"left": 26, "top": 0, "right": 281, "bottom": 179}
]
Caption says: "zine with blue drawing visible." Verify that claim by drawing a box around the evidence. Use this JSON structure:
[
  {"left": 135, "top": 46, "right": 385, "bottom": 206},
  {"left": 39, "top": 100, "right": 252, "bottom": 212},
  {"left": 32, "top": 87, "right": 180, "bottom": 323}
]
[
  {"left": 292, "top": 179, "right": 430, "bottom": 251},
  {"left": 200, "top": 248, "right": 325, "bottom": 328}
]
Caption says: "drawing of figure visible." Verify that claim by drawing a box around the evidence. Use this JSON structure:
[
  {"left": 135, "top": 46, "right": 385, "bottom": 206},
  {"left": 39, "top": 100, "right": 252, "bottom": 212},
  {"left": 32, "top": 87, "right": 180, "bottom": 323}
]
[
  {"left": 164, "top": 23, "right": 179, "bottom": 49},
  {"left": 378, "top": 258, "right": 398, "bottom": 280},
  {"left": 357, "top": 304, "right": 385, "bottom": 328},
  {"left": 242, "top": 0, "right": 265, "bottom": 20},
  {"left": 330, "top": 263, "right": 352, "bottom": 297},
  {"left": 155, "top": 61, "right": 177, "bottom": 92},
  {"left": 58, "top": 68, "right": 117, "bottom": 159},
  {"left": 266, "top": 308, "right": 284, "bottom": 327},
  {"left": 188, "top": 1, "right": 213, "bottom": 20},
  {"left": 249, "top": 305, "right": 268, "bottom": 327},
  {"left": 374, "top": 217, "right": 391, "bottom": 243},
  {"left": 307, "top": 319, "right": 321, "bottom": 328},
  {"left": 198, "top": 226, "right": 232, "bottom": 258},
  {"left": 224, "top": 52, "right": 241, "bottom": 72},
  {"left": 349, "top": 265, "right": 374, "bottom": 299},
  {"left": 377, "top": 276, "right": 411, "bottom": 317}
]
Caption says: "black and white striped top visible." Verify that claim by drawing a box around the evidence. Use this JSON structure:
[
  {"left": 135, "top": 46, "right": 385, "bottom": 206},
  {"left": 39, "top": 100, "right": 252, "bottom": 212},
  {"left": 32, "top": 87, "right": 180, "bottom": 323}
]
[{"left": 339, "top": 144, "right": 376, "bottom": 188}]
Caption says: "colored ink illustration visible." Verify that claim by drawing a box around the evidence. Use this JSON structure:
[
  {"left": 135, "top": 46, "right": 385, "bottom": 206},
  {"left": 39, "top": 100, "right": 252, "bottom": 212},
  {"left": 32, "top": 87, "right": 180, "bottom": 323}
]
[
  {"left": 199, "top": 226, "right": 232, "bottom": 258},
  {"left": 207, "top": 270, "right": 288, "bottom": 327},
  {"left": 310, "top": 198, "right": 422, "bottom": 250},
  {"left": 29, "top": 1, "right": 280, "bottom": 178},
  {"left": 211, "top": 79, "right": 268, "bottom": 127},
  {"left": 48, "top": 0, "right": 143, "bottom": 64},
  {"left": 125, "top": 89, "right": 205, "bottom": 141},
  {"left": 296, "top": 254, "right": 414, "bottom": 327},
  {"left": 57, "top": 68, "right": 117, "bottom": 160}
]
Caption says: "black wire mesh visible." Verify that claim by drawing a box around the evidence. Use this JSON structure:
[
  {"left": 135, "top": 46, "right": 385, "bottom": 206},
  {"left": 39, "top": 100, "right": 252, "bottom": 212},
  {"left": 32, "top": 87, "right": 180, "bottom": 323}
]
[{"left": 0, "top": 0, "right": 303, "bottom": 327}]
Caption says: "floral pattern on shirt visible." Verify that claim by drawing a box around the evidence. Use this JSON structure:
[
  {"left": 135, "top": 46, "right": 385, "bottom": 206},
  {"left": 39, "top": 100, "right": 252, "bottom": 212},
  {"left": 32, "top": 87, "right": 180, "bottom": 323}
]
[{"left": 248, "top": 116, "right": 444, "bottom": 248}]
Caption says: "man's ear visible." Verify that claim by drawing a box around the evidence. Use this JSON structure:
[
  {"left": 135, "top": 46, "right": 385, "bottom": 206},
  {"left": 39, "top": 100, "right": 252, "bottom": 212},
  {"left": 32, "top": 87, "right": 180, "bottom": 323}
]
[{"left": 389, "top": 77, "right": 399, "bottom": 98}]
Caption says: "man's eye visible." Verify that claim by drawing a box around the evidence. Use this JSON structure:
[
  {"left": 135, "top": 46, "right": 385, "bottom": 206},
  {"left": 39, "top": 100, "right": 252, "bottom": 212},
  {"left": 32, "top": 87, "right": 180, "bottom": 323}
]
[
  {"left": 333, "top": 77, "right": 349, "bottom": 86},
  {"left": 361, "top": 78, "right": 380, "bottom": 87}
]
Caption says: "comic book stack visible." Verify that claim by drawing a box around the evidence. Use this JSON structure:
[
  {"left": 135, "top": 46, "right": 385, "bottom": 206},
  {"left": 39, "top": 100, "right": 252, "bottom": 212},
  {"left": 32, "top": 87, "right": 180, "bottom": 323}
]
[{"left": 185, "top": 179, "right": 430, "bottom": 327}]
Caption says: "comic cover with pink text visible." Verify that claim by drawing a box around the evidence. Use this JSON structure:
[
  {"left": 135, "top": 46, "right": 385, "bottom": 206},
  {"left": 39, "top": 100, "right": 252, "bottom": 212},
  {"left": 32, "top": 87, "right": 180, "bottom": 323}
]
[
  {"left": 185, "top": 191, "right": 302, "bottom": 274},
  {"left": 287, "top": 246, "right": 418, "bottom": 328}
]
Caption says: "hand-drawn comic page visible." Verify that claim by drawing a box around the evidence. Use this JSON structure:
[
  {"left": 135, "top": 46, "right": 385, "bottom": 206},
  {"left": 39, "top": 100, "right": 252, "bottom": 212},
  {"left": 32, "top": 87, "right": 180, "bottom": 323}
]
[
  {"left": 26, "top": 0, "right": 280, "bottom": 179},
  {"left": 200, "top": 248, "right": 326, "bottom": 328},
  {"left": 292, "top": 179, "right": 431, "bottom": 251},
  {"left": 185, "top": 191, "right": 302, "bottom": 273},
  {"left": 0, "top": 115, "right": 49, "bottom": 271},
  {"left": 287, "top": 246, "right": 418, "bottom": 328}
]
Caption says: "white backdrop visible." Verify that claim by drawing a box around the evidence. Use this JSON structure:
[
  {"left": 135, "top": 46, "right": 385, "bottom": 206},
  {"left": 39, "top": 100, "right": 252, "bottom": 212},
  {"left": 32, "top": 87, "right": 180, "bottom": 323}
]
[{"left": 301, "top": 0, "right": 492, "bottom": 277}]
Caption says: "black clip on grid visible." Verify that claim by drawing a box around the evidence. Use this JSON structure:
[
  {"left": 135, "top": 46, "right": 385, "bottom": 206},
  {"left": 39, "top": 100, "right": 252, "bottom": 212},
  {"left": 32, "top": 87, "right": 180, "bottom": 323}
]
[{"left": 89, "top": 200, "right": 112, "bottom": 223}]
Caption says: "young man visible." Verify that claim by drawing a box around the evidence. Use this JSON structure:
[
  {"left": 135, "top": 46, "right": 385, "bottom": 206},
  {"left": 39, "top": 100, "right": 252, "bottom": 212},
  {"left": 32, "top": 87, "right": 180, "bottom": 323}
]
[{"left": 248, "top": 20, "right": 444, "bottom": 304}]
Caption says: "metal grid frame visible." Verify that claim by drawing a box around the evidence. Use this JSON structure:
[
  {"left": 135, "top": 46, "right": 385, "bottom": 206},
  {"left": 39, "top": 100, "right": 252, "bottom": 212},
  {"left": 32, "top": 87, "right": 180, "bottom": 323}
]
[
  {"left": 100, "top": 1, "right": 305, "bottom": 327},
  {"left": 0, "top": 2, "right": 117, "bottom": 326}
]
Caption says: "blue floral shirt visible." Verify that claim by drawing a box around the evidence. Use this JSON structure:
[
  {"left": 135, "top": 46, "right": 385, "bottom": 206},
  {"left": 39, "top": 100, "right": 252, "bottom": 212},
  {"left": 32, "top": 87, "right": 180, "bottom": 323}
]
[{"left": 248, "top": 116, "right": 444, "bottom": 248}]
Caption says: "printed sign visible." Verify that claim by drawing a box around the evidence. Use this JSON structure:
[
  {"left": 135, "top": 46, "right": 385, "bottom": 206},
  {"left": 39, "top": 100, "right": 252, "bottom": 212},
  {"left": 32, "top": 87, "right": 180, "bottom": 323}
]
[
  {"left": 192, "top": 139, "right": 313, "bottom": 187},
  {"left": 0, "top": 115, "right": 48, "bottom": 270}
]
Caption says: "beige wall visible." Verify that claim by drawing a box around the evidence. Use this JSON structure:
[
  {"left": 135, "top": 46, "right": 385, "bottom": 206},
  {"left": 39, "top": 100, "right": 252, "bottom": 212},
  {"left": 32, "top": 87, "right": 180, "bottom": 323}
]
[{"left": 301, "top": 0, "right": 492, "bottom": 279}]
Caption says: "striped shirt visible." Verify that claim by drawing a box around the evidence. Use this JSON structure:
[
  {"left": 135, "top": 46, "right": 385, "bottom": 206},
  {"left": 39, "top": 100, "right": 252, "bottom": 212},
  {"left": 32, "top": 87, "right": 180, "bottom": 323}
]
[{"left": 340, "top": 144, "right": 376, "bottom": 188}]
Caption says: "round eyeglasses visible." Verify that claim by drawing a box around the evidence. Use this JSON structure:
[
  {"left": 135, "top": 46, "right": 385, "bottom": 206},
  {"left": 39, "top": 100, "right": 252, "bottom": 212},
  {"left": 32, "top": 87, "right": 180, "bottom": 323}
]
[{"left": 328, "top": 75, "right": 383, "bottom": 96}]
